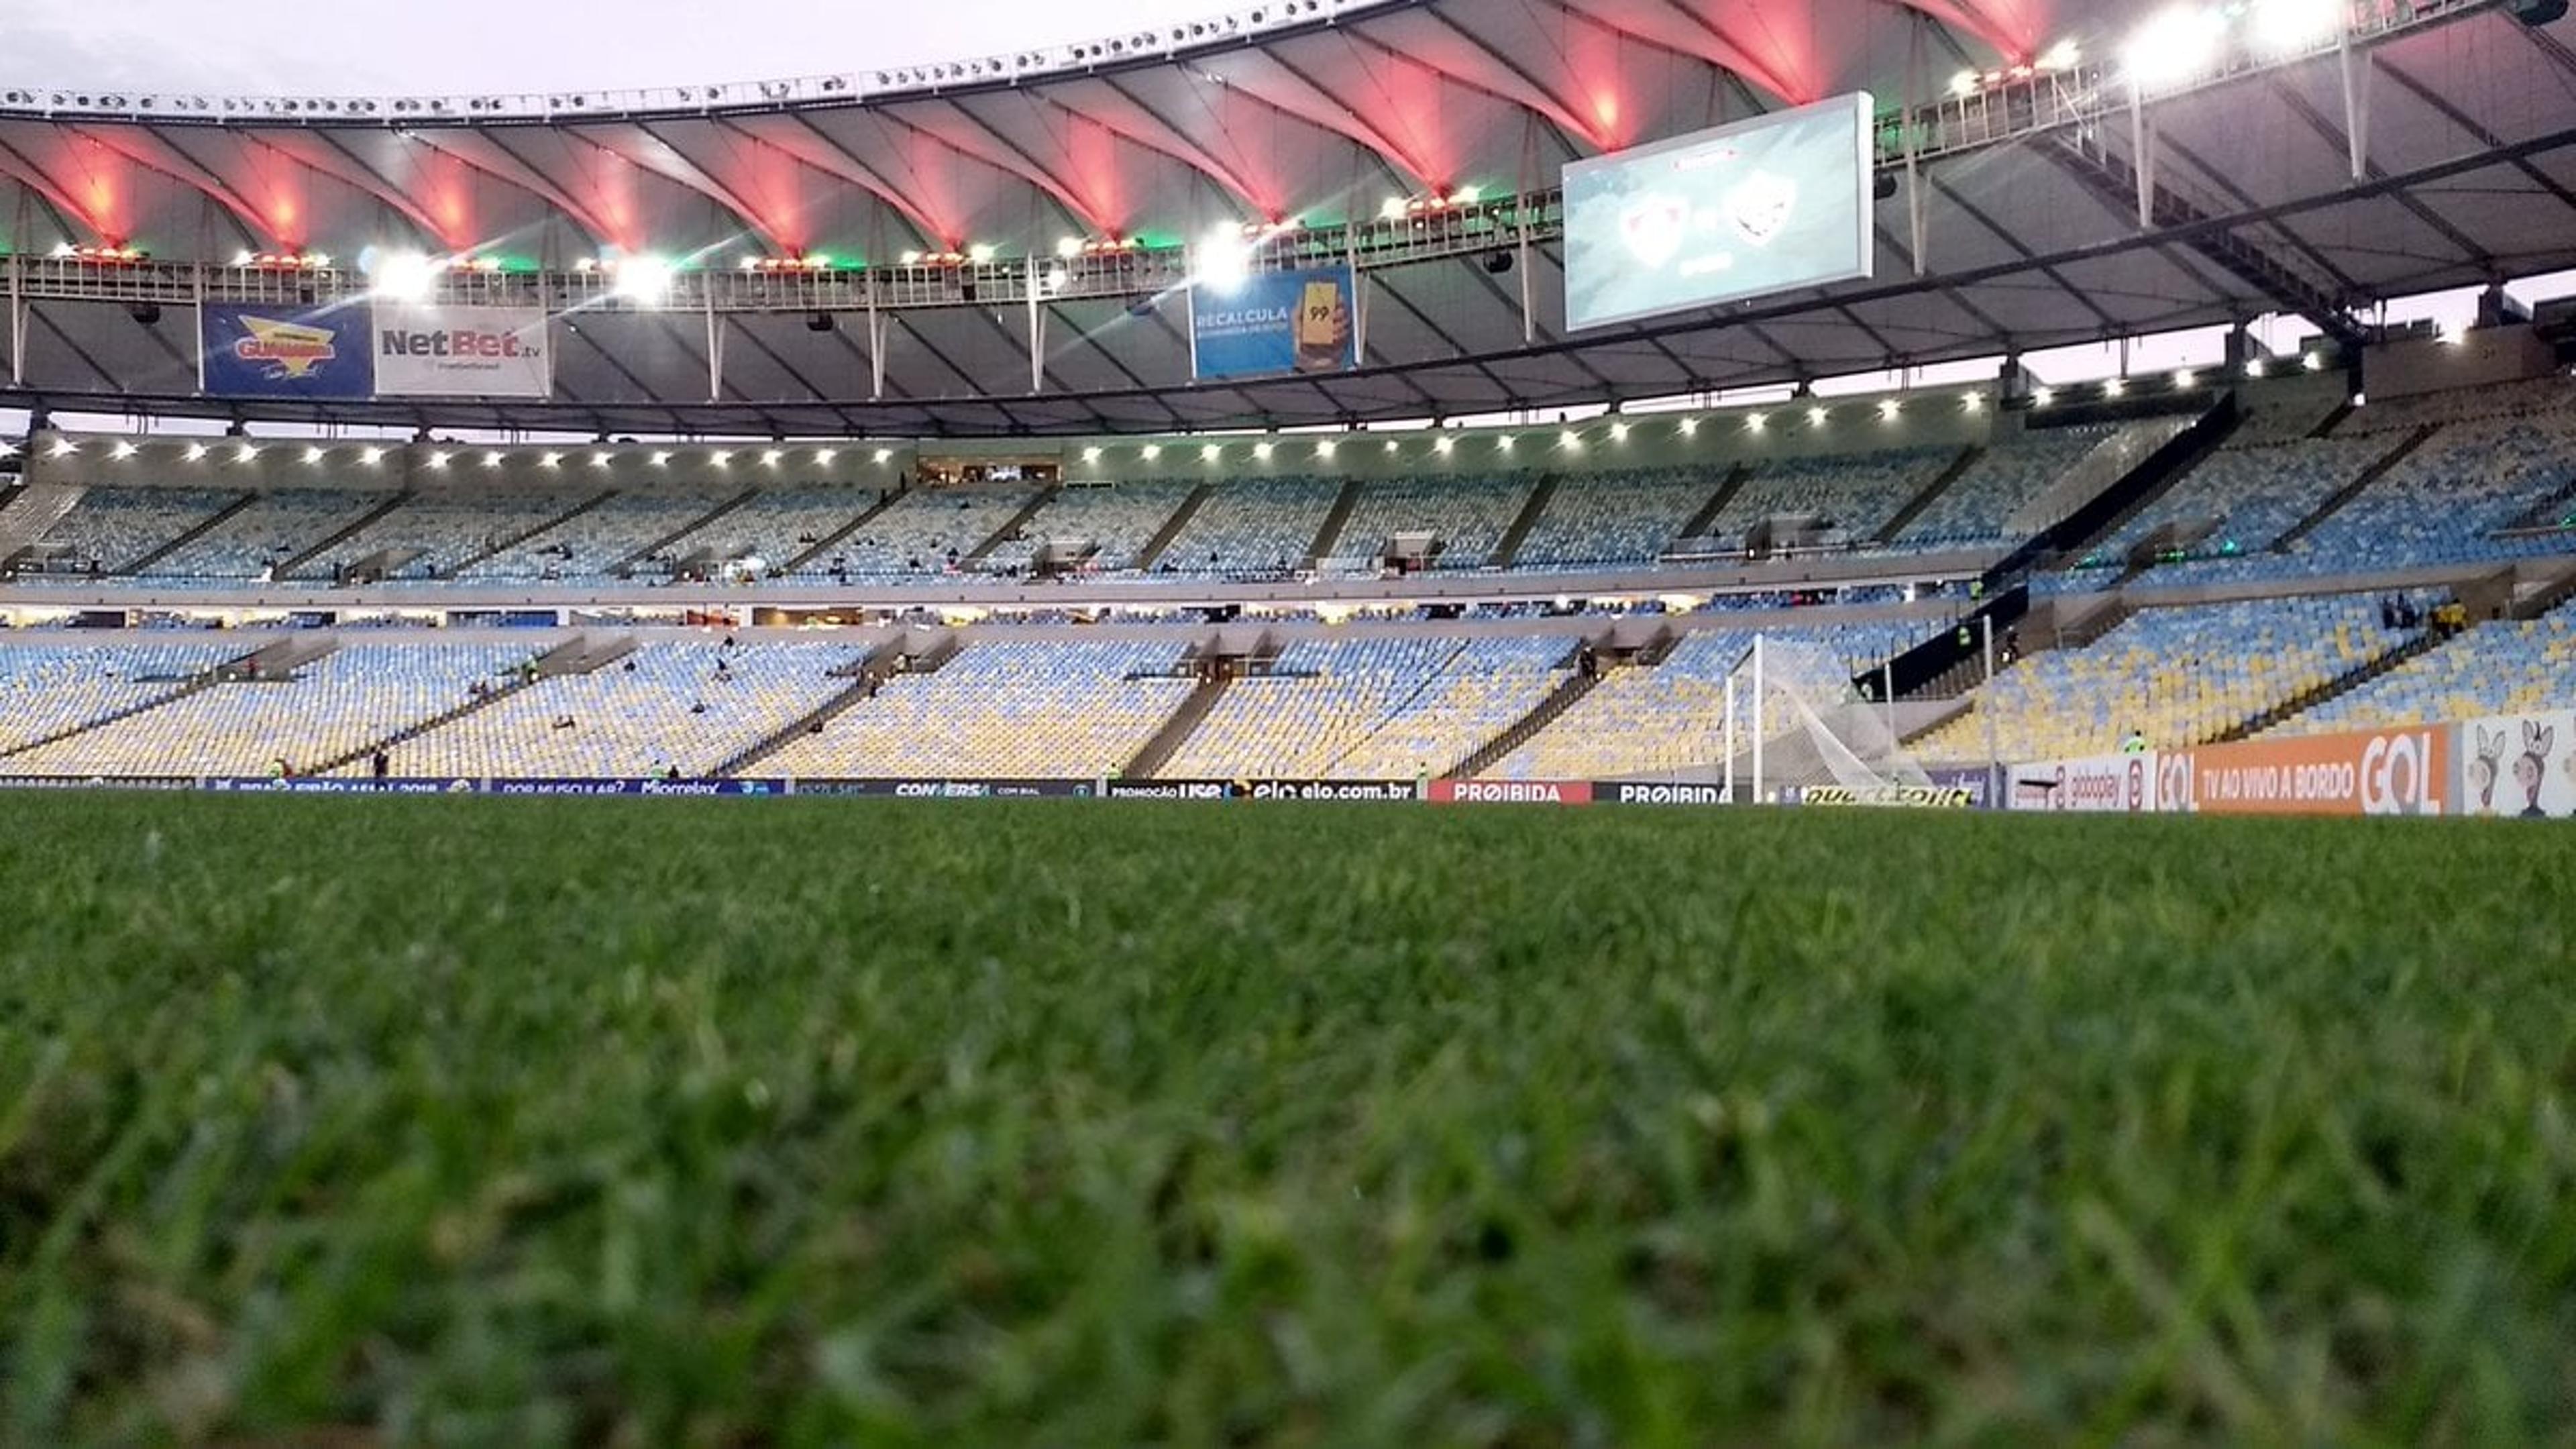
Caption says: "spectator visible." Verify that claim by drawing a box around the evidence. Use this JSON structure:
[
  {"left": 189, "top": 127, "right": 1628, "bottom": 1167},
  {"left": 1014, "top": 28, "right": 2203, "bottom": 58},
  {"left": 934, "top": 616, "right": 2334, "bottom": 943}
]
[
  {"left": 2121, "top": 728, "right": 2147, "bottom": 753},
  {"left": 372, "top": 751, "right": 390, "bottom": 780}
]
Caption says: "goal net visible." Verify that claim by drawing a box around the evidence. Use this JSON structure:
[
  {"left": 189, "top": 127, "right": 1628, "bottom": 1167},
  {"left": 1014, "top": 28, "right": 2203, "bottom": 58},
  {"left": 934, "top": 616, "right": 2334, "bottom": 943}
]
[{"left": 1716, "top": 634, "right": 1935, "bottom": 804}]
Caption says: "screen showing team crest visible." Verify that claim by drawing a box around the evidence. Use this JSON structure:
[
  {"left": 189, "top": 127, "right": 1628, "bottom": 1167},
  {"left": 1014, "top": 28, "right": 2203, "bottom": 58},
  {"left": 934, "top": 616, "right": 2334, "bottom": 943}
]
[{"left": 1562, "top": 93, "right": 1874, "bottom": 331}]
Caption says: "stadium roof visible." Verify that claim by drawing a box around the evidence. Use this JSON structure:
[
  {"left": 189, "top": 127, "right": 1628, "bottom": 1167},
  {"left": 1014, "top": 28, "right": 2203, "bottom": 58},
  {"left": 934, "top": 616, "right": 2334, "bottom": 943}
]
[{"left": 2, "top": 0, "right": 2574, "bottom": 434}]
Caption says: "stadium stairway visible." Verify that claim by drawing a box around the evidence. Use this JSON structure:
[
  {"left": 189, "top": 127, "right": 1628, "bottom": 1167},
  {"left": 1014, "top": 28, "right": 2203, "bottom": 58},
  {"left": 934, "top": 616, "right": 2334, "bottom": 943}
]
[
  {"left": 2218, "top": 623, "right": 2443, "bottom": 742},
  {"left": 1122, "top": 667, "right": 1235, "bottom": 781},
  {"left": 277, "top": 491, "right": 416, "bottom": 579},
  {"left": 306, "top": 647, "right": 550, "bottom": 776},
  {"left": 1874, "top": 445, "right": 1984, "bottom": 545},
  {"left": 1487, "top": 472, "right": 1562, "bottom": 570},
  {"left": 0, "top": 638, "right": 319, "bottom": 761},
  {"left": 1671, "top": 464, "right": 1754, "bottom": 547},
  {"left": 0, "top": 483, "right": 90, "bottom": 568},
  {"left": 1129, "top": 484, "right": 1212, "bottom": 572},
  {"left": 119, "top": 492, "right": 257, "bottom": 574},
  {"left": 718, "top": 632, "right": 961, "bottom": 777},
  {"left": 961, "top": 485, "right": 1062, "bottom": 569},
  {"left": 447, "top": 491, "right": 619, "bottom": 576},
  {"left": 610, "top": 488, "right": 761, "bottom": 578},
  {"left": 339, "top": 635, "right": 639, "bottom": 774},
  {"left": 1304, "top": 479, "right": 1366, "bottom": 572},
  {"left": 2269, "top": 424, "right": 2443, "bottom": 552},
  {"left": 1445, "top": 636, "right": 1609, "bottom": 780},
  {"left": 2010, "top": 399, "right": 2241, "bottom": 578},
  {"left": 780, "top": 490, "right": 908, "bottom": 575}
]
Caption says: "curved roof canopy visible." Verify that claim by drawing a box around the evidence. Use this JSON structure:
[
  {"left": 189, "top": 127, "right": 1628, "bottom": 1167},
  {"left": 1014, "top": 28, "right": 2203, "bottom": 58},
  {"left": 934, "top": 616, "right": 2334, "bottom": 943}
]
[{"left": 2, "top": 0, "right": 2573, "bottom": 434}]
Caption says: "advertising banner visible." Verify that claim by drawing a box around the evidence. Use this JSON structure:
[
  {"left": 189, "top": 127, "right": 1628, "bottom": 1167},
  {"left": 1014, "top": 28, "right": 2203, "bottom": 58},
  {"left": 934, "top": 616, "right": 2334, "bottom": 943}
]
[
  {"left": 1236, "top": 780, "right": 1415, "bottom": 801},
  {"left": 1191, "top": 266, "right": 1355, "bottom": 380},
  {"left": 1103, "top": 780, "right": 1234, "bottom": 800},
  {"left": 482, "top": 778, "right": 786, "bottom": 797},
  {"left": 1598, "top": 781, "right": 1731, "bottom": 806},
  {"left": 799, "top": 779, "right": 1092, "bottom": 799},
  {"left": 2006, "top": 753, "right": 2159, "bottom": 812},
  {"left": 201, "top": 300, "right": 376, "bottom": 399},
  {"left": 1562, "top": 91, "right": 1875, "bottom": 331},
  {"left": 1794, "top": 783, "right": 1978, "bottom": 808},
  {"left": 206, "top": 777, "right": 478, "bottom": 795},
  {"left": 2180, "top": 727, "right": 2447, "bottom": 816},
  {"left": 374, "top": 304, "right": 552, "bottom": 397},
  {"left": 2457, "top": 709, "right": 2576, "bottom": 818},
  {"left": 1429, "top": 780, "right": 1595, "bottom": 805}
]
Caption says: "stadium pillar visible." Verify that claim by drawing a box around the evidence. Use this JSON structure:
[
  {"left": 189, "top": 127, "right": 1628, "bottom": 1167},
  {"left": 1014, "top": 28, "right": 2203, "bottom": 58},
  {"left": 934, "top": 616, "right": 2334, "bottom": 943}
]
[
  {"left": 704, "top": 289, "right": 725, "bottom": 402},
  {"left": 865, "top": 278, "right": 885, "bottom": 400},
  {"left": 1903, "top": 17, "right": 1927, "bottom": 274},
  {"left": 2339, "top": 27, "right": 2371, "bottom": 181},
  {"left": 1025, "top": 257, "right": 1044, "bottom": 394},
  {"left": 2128, "top": 79, "right": 2154, "bottom": 230},
  {"left": 5, "top": 250, "right": 19, "bottom": 387},
  {"left": 1344, "top": 226, "right": 1367, "bottom": 364}
]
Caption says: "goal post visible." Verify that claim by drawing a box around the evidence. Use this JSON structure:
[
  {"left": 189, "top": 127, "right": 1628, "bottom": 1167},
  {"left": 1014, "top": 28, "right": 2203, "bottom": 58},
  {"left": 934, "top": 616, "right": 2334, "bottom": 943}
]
[{"left": 1723, "top": 633, "right": 1934, "bottom": 804}]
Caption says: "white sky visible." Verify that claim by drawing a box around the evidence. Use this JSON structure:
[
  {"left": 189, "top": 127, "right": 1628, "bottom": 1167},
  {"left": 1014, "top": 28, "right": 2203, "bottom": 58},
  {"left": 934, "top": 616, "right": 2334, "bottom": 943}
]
[{"left": 0, "top": 0, "right": 1235, "bottom": 95}]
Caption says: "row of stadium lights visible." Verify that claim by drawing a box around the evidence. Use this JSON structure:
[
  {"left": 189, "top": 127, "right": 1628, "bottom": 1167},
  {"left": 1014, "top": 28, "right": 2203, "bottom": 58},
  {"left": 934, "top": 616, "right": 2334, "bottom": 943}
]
[
  {"left": 28, "top": 356, "right": 2332, "bottom": 472},
  {"left": 1951, "top": 0, "right": 2351, "bottom": 101},
  {"left": 48, "top": 439, "right": 899, "bottom": 469}
]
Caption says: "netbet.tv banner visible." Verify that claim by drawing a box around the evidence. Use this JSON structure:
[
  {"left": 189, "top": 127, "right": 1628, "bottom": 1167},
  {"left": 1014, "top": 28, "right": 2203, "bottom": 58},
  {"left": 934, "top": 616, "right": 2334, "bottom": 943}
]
[
  {"left": 1562, "top": 91, "right": 1874, "bottom": 331},
  {"left": 201, "top": 301, "right": 375, "bottom": 400},
  {"left": 2180, "top": 727, "right": 2447, "bottom": 816},
  {"left": 374, "top": 304, "right": 551, "bottom": 397},
  {"left": 2458, "top": 708, "right": 2576, "bottom": 818},
  {"left": 1192, "top": 266, "right": 1354, "bottom": 380}
]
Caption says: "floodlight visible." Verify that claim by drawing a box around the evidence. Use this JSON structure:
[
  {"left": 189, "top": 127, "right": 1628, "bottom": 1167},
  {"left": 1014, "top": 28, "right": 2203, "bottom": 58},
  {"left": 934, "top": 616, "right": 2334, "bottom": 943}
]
[
  {"left": 368, "top": 249, "right": 438, "bottom": 302},
  {"left": 1193, "top": 223, "right": 1251, "bottom": 292},
  {"left": 612, "top": 254, "right": 674, "bottom": 305},
  {"left": 2123, "top": 6, "right": 2226, "bottom": 90}
]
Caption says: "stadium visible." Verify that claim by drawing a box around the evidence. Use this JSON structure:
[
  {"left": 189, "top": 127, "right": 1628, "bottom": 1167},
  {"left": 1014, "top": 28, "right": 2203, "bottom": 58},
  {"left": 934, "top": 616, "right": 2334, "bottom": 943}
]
[{"left": 3, "top": 0, "right": 2576, "bottom": 1438}]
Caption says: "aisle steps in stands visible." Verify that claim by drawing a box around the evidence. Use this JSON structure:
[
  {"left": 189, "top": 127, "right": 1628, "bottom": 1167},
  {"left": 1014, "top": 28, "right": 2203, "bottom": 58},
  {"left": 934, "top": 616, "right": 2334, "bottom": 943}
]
[
  {"left": 1304, "top": 479, "right": 1366, "bottom": 570},
  {"left": 612, "top": 488, "right": 761, "bottom": 577},
  {"left": 449, "top": 491, "right": 619, "bottom": 576},
  {"left": 337, "top": 547, "right": 426, "bottom": 585},
  {"left": 277, "top": 492, "right": 416, "bottom": 578},
  {"left": 119, "top": 492, "right": 257, "bottom": 574},
  {"left": 1446, "top": 637, "right": 1609, "bottom": 780},
  {"left": 0, "top": 638, "right": 326, "bottom": 761},
  {"left": 717, "top": 632, "right": 959, "bottom": 777},
  {"left": 961, "top": 485, "right": 1061, "bottom": 568},
  {"left": 780, "top": 490, "right": 908, "bottom": 574},
  {"left": 1124, "top": 669, "right": 1234, "bottom": 781},
  {"left": 2269, "top": 424, "right": 2441, "bottom": 551},
  {"left": 1488, "top": 472, "right": 1562, "bottom": 570},
  {"left": 307, "top": 645, "right": 553, "bottom": 776},
  {"left": 1874, "top": 445, "right": 1983, "bottom": 545},
  {"left": 0, "top": 484, "right": 90, "bottom": 568},
  {"left": 2218, "top": 625, "right": 2443, "bottom": 742},
  {"left": 1129, "top": 485, "right": 1212, "bottom": 572},
  {"left": 1672, "top": 464, "right": 1753, "bottom": 546},
  {"left": 2015, "top": 401, "right": 2239, "bottom": 575}
]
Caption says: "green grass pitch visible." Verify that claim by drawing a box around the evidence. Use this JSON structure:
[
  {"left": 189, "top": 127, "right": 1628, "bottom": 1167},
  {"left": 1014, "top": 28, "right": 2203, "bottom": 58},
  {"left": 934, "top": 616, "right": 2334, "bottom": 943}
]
[{"left": 4, "top": 794, "right": 2574, "bottom": 1445}]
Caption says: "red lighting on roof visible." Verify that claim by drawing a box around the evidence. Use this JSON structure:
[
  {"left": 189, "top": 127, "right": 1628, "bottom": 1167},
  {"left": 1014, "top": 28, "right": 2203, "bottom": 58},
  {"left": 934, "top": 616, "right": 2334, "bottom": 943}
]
[{"left": 50, "top": 243, "right": 148, "bottom": 265}]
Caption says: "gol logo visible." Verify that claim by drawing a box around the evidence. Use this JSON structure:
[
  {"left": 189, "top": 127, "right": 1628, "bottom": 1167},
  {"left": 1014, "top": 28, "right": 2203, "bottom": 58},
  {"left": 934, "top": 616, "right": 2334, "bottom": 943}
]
[
  {"left": 2157, "top": 752, "right": 2194, "bottom": 814},
  {"left": 2361, "top": 730, "right": 2439, "bottom": 815}
]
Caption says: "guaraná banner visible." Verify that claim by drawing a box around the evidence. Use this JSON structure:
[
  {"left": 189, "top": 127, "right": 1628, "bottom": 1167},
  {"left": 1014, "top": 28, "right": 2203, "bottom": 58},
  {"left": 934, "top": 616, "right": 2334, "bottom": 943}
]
[
  {"left": 2457, "top": 709, "right": 2576, "bottom": 819},
  {"left": 1192, "top": 266, "right": 1355, "bottom": 380},
  {"left": 201, "top": 300, "right": 376, "bottom": 399},
  {"left": 374, "top": 304, "right": 552, "bottom": 397}
]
